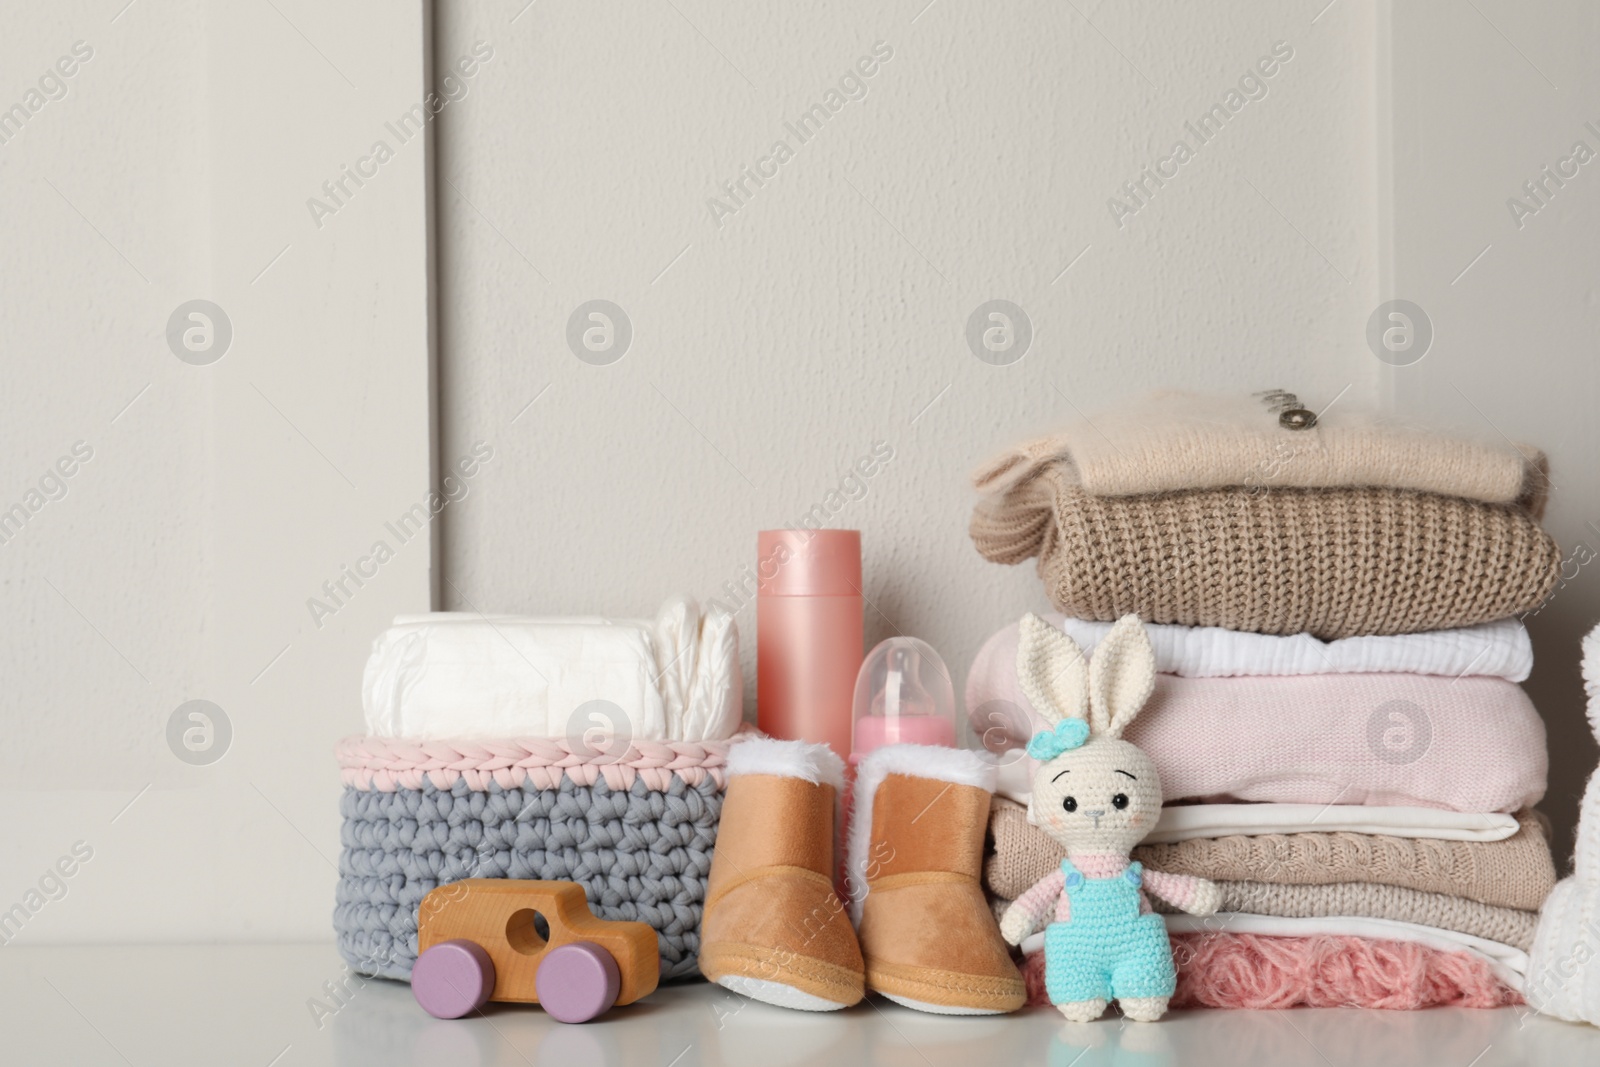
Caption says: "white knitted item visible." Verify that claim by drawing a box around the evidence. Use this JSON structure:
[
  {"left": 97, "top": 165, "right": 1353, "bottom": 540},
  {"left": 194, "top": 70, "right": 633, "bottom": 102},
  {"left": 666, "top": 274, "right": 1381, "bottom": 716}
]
[
  {"left": 967, "top": 616, "right": 1536, "bottom": 691},
  {"left": 1526, "top": 623, "right": 1600, "bottom": 1025},
  {"left": 845, "top": 743, "right": 994, "bottom": 924}
]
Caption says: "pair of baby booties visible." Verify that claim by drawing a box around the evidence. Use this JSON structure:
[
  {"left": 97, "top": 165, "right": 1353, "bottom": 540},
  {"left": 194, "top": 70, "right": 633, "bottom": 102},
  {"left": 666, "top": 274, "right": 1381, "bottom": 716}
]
[
  {"left": 699, "top": 613, "right": 1205, "bottom": 1021},
  {"left": 700, "top": 614, "right": 1203, "bottom": 1023}
]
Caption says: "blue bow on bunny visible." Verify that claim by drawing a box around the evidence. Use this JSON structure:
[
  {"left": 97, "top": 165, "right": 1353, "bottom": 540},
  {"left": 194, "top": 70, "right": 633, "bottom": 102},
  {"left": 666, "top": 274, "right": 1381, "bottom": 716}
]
[{"left": 1025, "top": 718, "right": 1089, "bottom": 760}]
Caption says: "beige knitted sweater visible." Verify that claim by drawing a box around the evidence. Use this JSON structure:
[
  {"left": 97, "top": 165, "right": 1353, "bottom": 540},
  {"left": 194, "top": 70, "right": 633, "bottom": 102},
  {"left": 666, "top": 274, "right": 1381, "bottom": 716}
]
[
  {"left": 986, "top": 800, "right": 1557, "bottom": 911},
  {"left": 1154, "top": 881, "right": 1539, "bottom": 950},
  {"left": 972, "top": 390, "right": 1549, "bottom": 515},
  {"left": 969, "top": 471, "right": 1560, "bottom": 638},
  {"left": 989, "top": 882, "right": 1539, "bottom": 950}
]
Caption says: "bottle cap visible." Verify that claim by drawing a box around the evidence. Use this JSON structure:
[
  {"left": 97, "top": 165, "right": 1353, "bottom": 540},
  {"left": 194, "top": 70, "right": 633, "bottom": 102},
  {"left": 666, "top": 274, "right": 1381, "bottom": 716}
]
[{"left": 757, "top": 529, "right": 861, "bottom": 597}]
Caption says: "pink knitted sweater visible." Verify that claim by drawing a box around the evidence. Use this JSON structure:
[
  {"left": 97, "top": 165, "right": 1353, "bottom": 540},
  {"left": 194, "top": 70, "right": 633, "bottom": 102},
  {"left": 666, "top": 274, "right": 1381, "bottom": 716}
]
[{"left": 969, "top": 668, "right": 1547, "bottom": 813}]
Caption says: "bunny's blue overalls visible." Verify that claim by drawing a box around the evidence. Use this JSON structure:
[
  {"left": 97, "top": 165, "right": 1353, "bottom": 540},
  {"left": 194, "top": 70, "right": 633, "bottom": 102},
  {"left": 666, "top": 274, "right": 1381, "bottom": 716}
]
[{"left": 1043, "top": 860, "right": 1177, "bottom": 1005}]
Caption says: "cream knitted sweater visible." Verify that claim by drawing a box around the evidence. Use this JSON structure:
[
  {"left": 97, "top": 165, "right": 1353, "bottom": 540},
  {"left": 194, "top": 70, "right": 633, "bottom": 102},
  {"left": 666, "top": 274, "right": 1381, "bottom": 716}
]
[{"left": 972, "top": 390, "right": 1549, "bottom": 515}]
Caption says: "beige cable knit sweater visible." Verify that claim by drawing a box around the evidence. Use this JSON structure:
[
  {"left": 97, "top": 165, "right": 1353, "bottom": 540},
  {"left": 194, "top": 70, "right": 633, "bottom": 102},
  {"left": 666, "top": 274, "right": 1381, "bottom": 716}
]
[
  {"left": 1151, "top": 880, "right": 1540, "bottom": 950},
  {"left": 986, "top": 799, "right": 1557, "bottom": 911},
  {"left": 985, "top": 883, "right": 1539, "bottom": 951},
  {"left": 987, "top": 881, "right": 1539, "bottom": 951},
  {"left": 969, "top": 472, "right": 1560, "bottom": 638}
]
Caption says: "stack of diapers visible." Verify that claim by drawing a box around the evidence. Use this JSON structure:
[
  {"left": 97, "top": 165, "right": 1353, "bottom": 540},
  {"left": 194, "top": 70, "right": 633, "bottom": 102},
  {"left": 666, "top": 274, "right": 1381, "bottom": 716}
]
[
  {"left": 334, "top": 596, "right": 743, "bottom": 983},
  {"left": 362, "top": 596, "right": 742, "bottom": 741},
  {"left": 968, "top": 391, "right": 1565, "bottom": 1010}
]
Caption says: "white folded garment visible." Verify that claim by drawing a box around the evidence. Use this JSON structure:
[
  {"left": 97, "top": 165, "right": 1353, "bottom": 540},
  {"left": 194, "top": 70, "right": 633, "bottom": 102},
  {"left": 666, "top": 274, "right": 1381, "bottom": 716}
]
[
  {"left": 1145, "top": 803, "right": 1522, "bottom": 844},
  {"left": 974, "top": 615, "right": 1533, "bottom": 684},
  {"left": 995, "top": 754, "right": 1523, "bottom": 839},
  {"left": 361, "top": 596, "right": 742, "bottom": 742},
  {"left": 1021, "top": 914, "right": 1530, "bottom": 992}
]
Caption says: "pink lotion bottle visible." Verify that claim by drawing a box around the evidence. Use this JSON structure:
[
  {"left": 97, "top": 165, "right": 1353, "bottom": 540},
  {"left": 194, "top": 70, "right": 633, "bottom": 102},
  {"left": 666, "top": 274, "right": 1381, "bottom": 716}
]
[{"left": 756, "top": 529, "right": 863, "bottom": 761}]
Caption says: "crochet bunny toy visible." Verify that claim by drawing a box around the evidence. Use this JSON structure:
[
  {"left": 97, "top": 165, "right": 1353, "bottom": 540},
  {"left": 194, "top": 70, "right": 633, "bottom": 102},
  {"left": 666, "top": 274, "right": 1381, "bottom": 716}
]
[{"left": 999, "top": 613, "right": 1222, "bottom": 1021}]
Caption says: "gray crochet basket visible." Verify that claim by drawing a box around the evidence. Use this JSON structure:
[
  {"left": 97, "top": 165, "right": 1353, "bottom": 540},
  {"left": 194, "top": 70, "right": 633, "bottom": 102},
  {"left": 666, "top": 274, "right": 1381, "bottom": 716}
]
[{"left": 333, "top": 735, "right": 730, "bottom": 982}]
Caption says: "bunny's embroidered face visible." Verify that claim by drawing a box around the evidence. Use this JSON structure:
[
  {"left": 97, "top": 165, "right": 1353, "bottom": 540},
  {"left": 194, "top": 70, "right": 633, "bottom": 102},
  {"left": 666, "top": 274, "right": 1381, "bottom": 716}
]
[
  {"left": 1015, "top": 612, "right": 1164, "bottom": 856},
  {"left": 1030, "top": 739, "right": 1162, "bottom": 854}
]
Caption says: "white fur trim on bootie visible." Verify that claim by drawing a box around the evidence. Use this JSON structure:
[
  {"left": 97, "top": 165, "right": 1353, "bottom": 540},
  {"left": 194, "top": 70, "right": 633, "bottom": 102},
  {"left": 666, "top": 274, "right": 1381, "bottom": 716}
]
[
  {"left": 846, "top": 744, "right": 995, "bottom": 924},
  {"left": 726, "top": 737, "right": 845, "bottom": 789}
]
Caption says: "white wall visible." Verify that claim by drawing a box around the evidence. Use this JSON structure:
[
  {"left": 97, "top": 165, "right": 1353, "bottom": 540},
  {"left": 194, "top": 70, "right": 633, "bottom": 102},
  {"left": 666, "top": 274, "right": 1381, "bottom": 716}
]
[
  {"left": 435, "top": 1, "right": 1379, "bottom": 745},
  {"left": 2, "top": 4, "right": 210, "bottom": 783},
  {"left": 1381, "top": 0, "right": 1600, "bottom": 859},
  {"left": 0, "top": 1, "right": 433, "bottom": 943}
]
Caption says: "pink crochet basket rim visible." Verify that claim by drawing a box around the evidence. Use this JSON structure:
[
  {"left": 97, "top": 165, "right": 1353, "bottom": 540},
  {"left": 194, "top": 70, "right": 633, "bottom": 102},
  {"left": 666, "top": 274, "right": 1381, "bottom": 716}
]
[{"left": 336, "top": 731, "right": 747, "bottom": 793}]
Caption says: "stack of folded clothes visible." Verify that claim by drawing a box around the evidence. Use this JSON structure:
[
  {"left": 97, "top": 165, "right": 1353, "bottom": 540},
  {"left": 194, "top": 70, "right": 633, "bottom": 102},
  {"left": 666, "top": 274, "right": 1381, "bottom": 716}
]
[{"left": 966, "top": 390, "right": 1565, "bottom": 1009}]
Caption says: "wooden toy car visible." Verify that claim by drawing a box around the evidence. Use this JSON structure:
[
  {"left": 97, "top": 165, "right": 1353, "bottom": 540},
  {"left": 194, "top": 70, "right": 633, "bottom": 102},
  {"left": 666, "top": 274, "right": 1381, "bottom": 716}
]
[{"left": 412, "top": 879, "right": 660, "bottom": 1023}]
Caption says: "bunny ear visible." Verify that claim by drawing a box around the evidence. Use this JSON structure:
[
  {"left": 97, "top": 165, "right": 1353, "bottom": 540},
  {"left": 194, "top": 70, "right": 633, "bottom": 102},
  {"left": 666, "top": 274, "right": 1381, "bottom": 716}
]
[
  {"left": 1016, "top": 613, "right": 1088, "bottom": 726},
  {"left": 1087, "top": 614, "right": 1156, "bottom": 738}
]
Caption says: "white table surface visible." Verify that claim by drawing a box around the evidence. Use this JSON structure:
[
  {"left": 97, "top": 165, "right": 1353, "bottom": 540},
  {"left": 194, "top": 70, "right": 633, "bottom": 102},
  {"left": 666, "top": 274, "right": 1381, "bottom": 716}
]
[{"left": 4, "top": 943, "right": 1598, "bottom": 1066}]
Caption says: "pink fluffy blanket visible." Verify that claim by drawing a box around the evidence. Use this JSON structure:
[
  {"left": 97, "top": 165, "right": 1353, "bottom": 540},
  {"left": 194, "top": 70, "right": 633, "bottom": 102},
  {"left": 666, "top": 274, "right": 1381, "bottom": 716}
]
[{"left": 1020, "top": 933, "right": 1521, "bottom": 1010}]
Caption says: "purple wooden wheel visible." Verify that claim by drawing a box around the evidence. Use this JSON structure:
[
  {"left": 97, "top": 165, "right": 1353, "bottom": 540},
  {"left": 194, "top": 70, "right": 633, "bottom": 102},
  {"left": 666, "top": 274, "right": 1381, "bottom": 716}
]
[
  {"left": 536, "top": 941, "right": 622, "bottom": 1023},
  {"left": 413, "top": 939, "right": 496, "bottom": 1019}
]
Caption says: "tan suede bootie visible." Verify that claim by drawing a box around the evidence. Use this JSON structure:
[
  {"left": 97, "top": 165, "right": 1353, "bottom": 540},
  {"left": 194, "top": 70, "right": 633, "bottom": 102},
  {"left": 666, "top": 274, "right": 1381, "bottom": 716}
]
[
  {"left": 848, "top": 745, "right": 1025, "bottom": 1014},
  {"left": 699, "top": 739, "right": 865, "bottom": 1010}
]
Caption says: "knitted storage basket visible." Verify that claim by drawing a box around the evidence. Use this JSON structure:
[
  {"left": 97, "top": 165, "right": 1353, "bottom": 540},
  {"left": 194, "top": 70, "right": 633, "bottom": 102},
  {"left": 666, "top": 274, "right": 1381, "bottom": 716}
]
[{"left": 333, "top": 735, "right": 733, "bottom": 982}]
